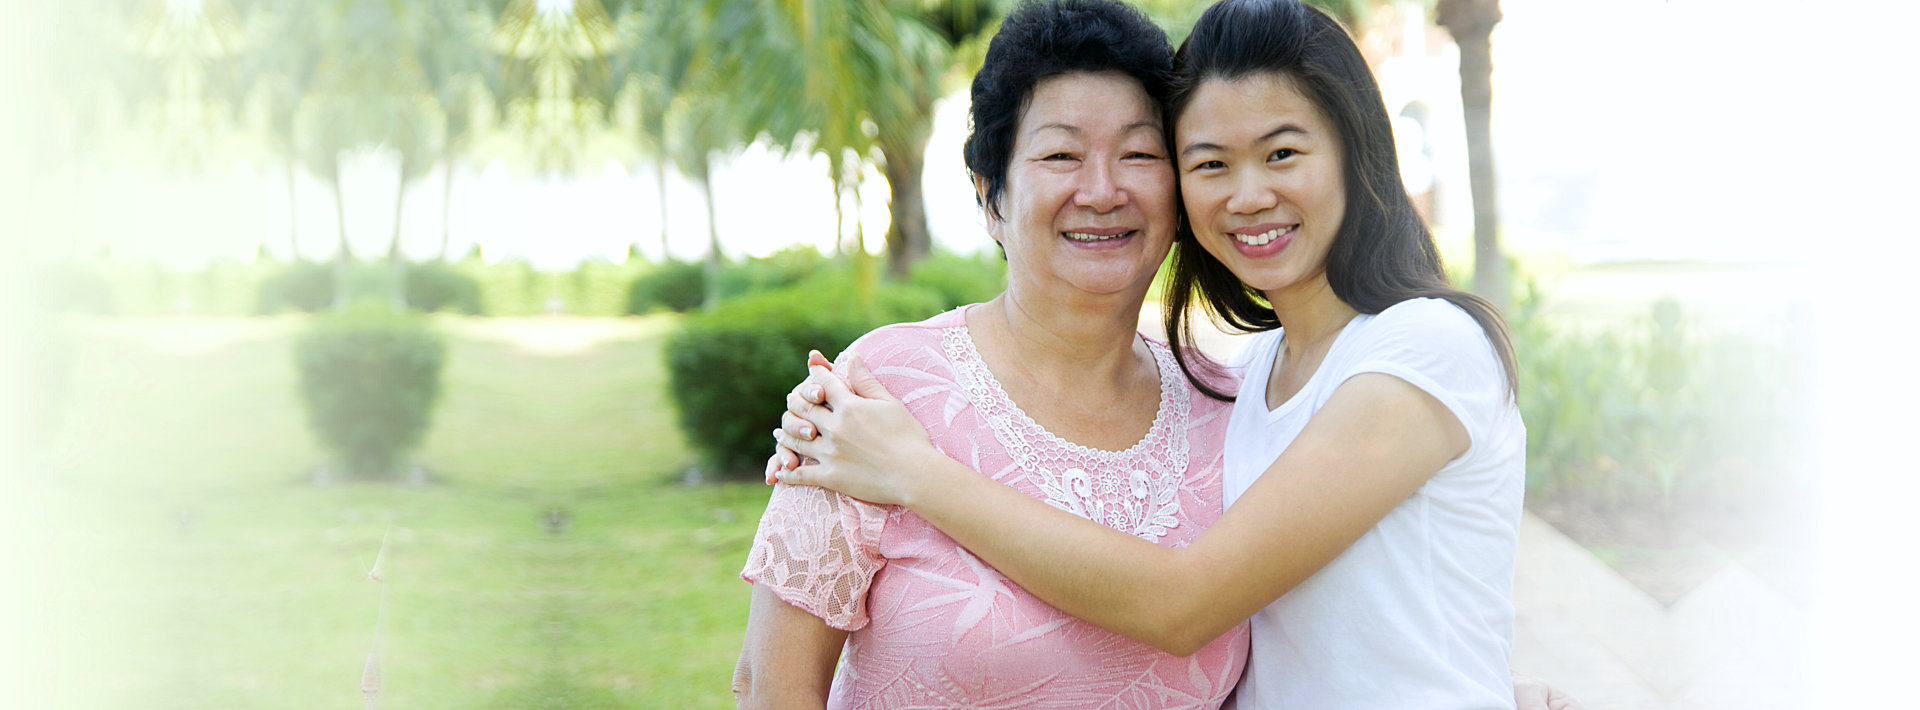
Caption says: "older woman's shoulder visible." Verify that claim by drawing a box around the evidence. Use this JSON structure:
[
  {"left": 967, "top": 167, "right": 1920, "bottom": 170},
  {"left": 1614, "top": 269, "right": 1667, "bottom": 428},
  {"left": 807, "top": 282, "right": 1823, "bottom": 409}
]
[{"left": 839, "top": 306, "right": 971, "bottom": 370}]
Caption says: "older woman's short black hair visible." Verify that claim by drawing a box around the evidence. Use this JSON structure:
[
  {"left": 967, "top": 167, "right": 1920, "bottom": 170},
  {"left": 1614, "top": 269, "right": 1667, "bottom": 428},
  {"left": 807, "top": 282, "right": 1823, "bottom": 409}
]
[{"left": 962, "top": 0, "right": 1173, "bottom": 221}]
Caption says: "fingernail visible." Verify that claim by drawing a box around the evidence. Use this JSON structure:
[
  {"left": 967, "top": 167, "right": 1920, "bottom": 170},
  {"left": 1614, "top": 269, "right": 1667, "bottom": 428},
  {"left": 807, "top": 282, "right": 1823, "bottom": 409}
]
[
  {"left": 799, "top": 425, "right": 813, "bottom": 439},
  {"left": 806, "top": 386, "right": 822, "bottom": 401}
]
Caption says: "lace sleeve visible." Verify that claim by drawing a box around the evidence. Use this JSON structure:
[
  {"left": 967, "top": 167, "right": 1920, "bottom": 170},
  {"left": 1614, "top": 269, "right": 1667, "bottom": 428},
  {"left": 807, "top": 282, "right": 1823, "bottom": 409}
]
[{"left": 740, "top": 482, "right": 887, "bottom": 631}]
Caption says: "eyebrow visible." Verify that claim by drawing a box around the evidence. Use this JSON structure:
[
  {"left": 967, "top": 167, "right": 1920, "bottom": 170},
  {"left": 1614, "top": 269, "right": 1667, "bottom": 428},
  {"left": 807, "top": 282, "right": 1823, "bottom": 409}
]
[
  {"left": 1179, "top": 124, "right": 1307, "bottom": 158},
  {"left": 1031, "top": 120, "right": 1164, "bottom": 137}
]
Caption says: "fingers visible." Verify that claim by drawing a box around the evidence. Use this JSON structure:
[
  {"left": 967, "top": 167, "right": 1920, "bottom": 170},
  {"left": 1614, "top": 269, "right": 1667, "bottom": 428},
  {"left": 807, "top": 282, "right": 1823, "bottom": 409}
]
[
  {"left": 807, "top": 349, "right": 833, "bottom": 370},
  {"left": 1550, "top": 691, "right": 1587, "bottom": 710},
  {"left": 843, "top": 353, "right": 897, "bottom": 402},
  {"left": 809, "top": 363, "right": 857, "bottom": 407},
  {"left": 772, "top": 426, "right": 826, "bottom": 464},
  {"left": 765, "top": 443, "right": 804, "bottom": 484},
  {"left": 780, "top": 410, "right": 816, "bottom": 441}
]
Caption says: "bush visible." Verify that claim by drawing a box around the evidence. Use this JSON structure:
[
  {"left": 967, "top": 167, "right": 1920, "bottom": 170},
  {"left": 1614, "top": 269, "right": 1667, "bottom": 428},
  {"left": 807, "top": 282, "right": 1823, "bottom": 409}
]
[
  {"left": 557, "top": 259, "right": 643, "bottom": 316},
  {"left": 261, "top": 261, "right": 486, "bottom": 315},
  {"left": 1511, "top": 286, "right": 1804, "bottom": 505},
  {"left": 258, "top": 261, "right": 336, "bottom": 314},
  {"left": 294, "top": 301, "right": 448, "bottom": 480},
  {"left": 405, "top": 261, "right": 484, "bottom": 314},
  {"left": 627, "top": 260, "right": 707, "bottom": 314},
  {"left": 906, "top": 251, "right": 1006, "bottom": 310},
  {"left": 718, "top": 246, "right": 826, "bottom": 297},
  {"left": 664, "top": 281, "right": 946, "bottom": 478}
]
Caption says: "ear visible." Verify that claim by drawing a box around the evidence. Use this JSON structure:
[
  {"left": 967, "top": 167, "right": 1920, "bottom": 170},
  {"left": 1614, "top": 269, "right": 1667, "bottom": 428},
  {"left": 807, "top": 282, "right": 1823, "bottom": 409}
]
[{"left": 972, "top": 174, "right": 1003, "bottom": 244}]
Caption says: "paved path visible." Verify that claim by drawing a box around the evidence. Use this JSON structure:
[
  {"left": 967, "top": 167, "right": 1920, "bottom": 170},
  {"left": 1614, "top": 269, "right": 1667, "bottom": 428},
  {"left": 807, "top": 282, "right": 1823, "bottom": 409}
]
[{"left": 1511, "top": 512, "right": 1811, "bottom": 709}]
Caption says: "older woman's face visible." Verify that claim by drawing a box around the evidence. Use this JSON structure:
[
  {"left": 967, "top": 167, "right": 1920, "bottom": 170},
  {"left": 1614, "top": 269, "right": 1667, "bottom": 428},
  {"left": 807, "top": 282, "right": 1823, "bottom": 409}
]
[{"left": 987, "top": 71, "right": 1176, "bottom": 298}]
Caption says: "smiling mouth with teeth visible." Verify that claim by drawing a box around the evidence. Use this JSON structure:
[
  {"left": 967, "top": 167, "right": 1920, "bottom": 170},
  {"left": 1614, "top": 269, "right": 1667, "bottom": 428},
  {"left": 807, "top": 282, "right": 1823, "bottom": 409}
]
[
  {"left": 1064, "top": 231, "right": 1133, "bottom": 242},
  {"left": 1234, "top": 225, "right": 1296, "bottom": 246}
]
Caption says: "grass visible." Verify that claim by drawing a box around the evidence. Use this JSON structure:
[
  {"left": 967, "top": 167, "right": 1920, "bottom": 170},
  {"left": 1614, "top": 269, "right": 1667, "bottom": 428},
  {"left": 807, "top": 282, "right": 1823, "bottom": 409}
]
[{"left": 28, "top": 314, "right": 769, "bottom": 709}]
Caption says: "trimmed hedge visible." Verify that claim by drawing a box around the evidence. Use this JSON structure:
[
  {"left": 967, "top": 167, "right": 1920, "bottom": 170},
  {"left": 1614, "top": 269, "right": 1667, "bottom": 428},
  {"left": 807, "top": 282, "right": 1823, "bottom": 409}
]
[
  {"left": 906, "top": 251, "right": 1006, "bottom": 311},
  {"left": 259, "top": 261, "right": 485, "bottom": 315},
  {"left": 294, "top": 301, "right": 447, "bottom": 480},
  {"left": 664, "top": 281, "right": 946, "bottom": 478},
  {"left": 627, "top": 260, "right": 707, "bottom": 314}
]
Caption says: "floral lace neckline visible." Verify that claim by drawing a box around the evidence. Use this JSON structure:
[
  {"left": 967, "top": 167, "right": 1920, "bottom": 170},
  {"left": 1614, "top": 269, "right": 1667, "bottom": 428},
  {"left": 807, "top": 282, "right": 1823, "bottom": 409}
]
[
  {"left": 940, "top": 309, "right": 1194, "bottom": 543},
  {"left": 943, "top": 316, "right": 1183, "bottom": 460}
]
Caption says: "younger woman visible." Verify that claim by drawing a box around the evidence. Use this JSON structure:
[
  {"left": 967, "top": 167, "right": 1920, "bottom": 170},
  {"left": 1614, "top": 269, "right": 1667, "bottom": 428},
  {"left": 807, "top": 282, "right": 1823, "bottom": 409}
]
[{"left": 773, "top": 0, "right": 1533, "bottom": 706}]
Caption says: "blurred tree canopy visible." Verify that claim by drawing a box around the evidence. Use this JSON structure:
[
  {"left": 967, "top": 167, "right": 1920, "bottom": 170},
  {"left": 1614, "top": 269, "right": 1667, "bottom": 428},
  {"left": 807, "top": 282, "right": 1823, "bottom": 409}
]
[{"left": 48, "top": 0, "right": 1449, "bottom": 276}]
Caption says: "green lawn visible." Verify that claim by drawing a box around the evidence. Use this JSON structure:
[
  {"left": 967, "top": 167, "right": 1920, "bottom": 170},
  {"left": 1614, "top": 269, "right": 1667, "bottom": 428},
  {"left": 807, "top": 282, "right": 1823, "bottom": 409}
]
[{"left": 31, "top": 314, "right": 768, "bottom": 709}]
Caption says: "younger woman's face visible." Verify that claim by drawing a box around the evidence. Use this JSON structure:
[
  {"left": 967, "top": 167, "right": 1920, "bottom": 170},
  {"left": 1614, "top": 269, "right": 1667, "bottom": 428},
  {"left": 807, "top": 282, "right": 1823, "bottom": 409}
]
[{"left": 1175, "top": 73, "right": 1345, "bottom": 301}]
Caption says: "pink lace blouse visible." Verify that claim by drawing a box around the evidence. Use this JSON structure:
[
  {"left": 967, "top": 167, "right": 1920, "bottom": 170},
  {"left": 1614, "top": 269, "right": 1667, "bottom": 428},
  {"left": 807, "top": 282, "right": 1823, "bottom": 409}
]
[{"left": 742, "top": 308, "right": 1249, "bottom": 708}]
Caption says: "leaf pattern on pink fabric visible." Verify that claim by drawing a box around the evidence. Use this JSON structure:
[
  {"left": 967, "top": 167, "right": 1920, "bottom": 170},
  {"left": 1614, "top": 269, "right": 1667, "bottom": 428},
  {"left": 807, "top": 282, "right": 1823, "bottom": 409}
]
[{"left": 741, "top": 311, "right": 1250, "bottom": 708}]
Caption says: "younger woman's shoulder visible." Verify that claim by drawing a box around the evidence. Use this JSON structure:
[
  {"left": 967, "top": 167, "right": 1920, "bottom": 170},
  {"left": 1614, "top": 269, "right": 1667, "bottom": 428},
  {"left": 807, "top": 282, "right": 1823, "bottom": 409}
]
[{"left": 1364, "top": 297, "right": 1490, "bottom": 348}]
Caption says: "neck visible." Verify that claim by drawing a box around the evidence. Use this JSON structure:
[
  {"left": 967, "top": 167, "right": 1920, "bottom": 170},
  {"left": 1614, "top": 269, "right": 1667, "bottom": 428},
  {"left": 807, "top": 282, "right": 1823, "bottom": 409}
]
[
  {"left": 977, "top": 281, "right": 1149, "bottom": 384},
  {"left": 1266, "top": 274, "right": 1358, "bottom": 353}
]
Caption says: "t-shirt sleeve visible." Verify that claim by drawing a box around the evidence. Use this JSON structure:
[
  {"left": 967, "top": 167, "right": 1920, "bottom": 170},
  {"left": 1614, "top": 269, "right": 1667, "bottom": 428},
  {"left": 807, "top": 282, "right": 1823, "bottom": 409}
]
[
  {"left": 738, "top": 331, "right": 901, "bottom": 631},
  {"left": 1332, "top": 299, "right": 1509, "bottom": 457},
  {"left": 740, "top": 482, "right": 887, "bottom": 631}
]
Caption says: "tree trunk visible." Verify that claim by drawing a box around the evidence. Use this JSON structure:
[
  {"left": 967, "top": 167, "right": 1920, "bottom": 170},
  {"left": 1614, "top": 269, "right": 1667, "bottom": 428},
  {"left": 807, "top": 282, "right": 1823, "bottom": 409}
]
[
  {"left": 880, "top": 123, "right": 933, "bottom": 279},
  {"left": 697, "top": 155, "right": 723, "bottom": 310},
  {"left": 331, "top": 165, "right": 353, "bottom": 312},
  {"left": 831, "top": 172, "right": 846, "bottom": 256},
  {"left": 438, "top": 157, "right": 455, "bottom": 261},
  {"left": 655, "top": 158, "right": 671, "bottom": 261},
  {"left": 1438, "top": 0, "right": 1507, "bottom": 312},
  {"left": 284, "top": 148, "right": 302, "bottom": 261},
  {"left": 390, "top": 161, "right": 410, "bottom": 312}
]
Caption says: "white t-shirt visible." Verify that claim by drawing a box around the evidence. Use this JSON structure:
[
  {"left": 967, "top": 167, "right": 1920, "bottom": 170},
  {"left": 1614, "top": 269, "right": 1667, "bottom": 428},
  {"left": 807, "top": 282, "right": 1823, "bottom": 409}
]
[{"left": 1222, "top": 297, "right": 1524, "bottom": 710}]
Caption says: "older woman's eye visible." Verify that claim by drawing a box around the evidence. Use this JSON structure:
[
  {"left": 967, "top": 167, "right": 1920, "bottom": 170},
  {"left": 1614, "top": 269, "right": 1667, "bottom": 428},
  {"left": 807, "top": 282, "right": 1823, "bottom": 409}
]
[
  {"left": 1042, "top": 152, "right": 1075, "bottom": 161},
  {"left": 1124, "top": 151, "right": 1162, "bottom": 161}
]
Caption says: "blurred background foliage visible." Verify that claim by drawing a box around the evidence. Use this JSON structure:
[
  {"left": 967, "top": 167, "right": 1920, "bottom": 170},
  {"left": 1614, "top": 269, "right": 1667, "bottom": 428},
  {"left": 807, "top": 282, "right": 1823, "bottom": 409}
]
[{"left": 9, "top": 0, "right": 1813, "bottom": 707}]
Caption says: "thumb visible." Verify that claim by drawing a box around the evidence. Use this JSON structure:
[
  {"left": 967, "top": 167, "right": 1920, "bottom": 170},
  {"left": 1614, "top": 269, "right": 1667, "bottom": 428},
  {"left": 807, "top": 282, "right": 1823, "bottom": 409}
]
[{"left": 846, "top": 353, "right": 897, "bottom": 403}]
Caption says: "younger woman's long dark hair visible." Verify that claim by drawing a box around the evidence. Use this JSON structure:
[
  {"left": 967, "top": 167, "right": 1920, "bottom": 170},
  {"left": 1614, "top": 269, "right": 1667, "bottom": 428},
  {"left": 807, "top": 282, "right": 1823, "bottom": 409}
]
[{"left": 1162, "top": 0, "right": 1518, "bottom": 402}]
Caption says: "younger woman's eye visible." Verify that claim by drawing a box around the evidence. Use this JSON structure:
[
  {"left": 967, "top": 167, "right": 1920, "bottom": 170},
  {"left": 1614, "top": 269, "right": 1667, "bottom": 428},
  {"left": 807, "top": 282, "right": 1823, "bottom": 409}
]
[
  {"left": 1269, "top": 148, "right": 1296, "bottom": 161},
  {"left": 1191, "top": 159, "right": 1226, "bottom": 172}
]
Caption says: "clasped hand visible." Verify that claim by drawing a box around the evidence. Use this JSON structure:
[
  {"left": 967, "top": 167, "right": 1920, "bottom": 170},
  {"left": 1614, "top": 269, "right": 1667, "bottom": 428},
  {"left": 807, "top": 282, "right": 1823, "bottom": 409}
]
[{"left": 767, "top": 350, "right": 940, "bottom": 507}]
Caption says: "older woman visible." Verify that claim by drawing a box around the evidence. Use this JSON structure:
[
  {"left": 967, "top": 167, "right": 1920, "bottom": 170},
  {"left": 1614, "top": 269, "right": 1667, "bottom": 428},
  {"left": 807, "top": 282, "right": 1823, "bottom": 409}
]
[
  {"left": 771, "top": 1, "right": 1586, "bottom": 709},
  {"left": 732, "top": 1, "right": 1250, "bottom": 707}
]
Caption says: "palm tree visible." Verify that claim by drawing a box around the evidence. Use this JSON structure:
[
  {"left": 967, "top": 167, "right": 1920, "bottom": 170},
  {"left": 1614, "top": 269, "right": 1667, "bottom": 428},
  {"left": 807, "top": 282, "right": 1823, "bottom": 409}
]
[
  {"left": 664, "top": 89, "right": 742, "bottom": 308},
  {"left": 1435, "top": 0, "right": 1507, "bottom": 312},
  {"left": 612, "top": 0, "right": 701, "bottom": 261},
  {"left": 239, "top": 0, "right": 334, "bottom": 261},
  {"left": 717, "top": 0, "right": 1001, "bottom": 277},
  {"left": 492, "top": 0, "right": 622, "bottom": 175},
  {"left": 402, "top": 0, "right": 496, "bottom": 262}
]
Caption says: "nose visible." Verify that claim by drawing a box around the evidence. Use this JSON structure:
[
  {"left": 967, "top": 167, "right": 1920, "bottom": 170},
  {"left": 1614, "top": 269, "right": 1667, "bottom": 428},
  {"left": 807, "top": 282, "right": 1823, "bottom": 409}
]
[
  {"left": 1075, "top": 159, "right": 1128, "bottom": 213},
  {"left": 1225, "top": 170, "right": 1277, "bottom": 215}
]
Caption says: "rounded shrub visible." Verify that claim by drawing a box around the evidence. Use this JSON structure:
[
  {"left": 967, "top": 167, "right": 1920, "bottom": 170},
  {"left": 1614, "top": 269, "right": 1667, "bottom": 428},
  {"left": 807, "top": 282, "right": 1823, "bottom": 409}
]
[
  {"left": 404, "top": 261, "right": 484, "bottom": 314},
  {"left": 906, "top": 251, "right": 1007, "bottom": 310},
  {"left": 717, "top": 246, "right": 826, "bottom": 297},
  {"left": 627, "top": 260, "right": 707, "bottom": 314},
  {"left": 258, "top": 261, "right": 335, "bottom": 314},
  {"left": 294, "top": 301, "right": 448, "bottom": 480},
  {"left": 664, "top": 282, "right": 946, "bottom": 478}
]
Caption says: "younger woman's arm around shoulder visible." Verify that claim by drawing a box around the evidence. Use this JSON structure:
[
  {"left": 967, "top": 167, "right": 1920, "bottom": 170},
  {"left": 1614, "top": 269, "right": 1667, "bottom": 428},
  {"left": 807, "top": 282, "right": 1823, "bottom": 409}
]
[
  {"left": 773, "top": 354, "right": 1466, "bottom": 656},
  {"left": 734, "top": 583, "right": 847, "bottom": 709}
]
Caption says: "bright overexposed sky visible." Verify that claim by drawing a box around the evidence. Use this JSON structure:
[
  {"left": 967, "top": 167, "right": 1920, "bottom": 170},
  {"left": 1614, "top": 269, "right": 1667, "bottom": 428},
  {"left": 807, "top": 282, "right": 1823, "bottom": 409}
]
[{"left": 17, "top": 0, "right": 1842, "bottom": 271}]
